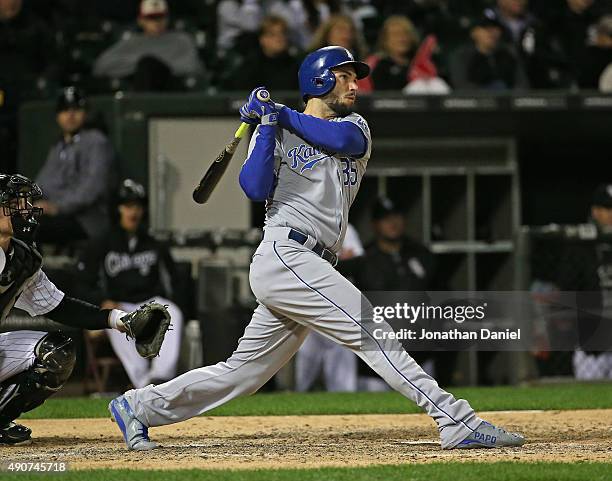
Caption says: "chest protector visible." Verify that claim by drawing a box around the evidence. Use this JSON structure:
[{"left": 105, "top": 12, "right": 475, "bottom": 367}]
[{"left": 0, "top": 238, "right": 43, "bottom": 321}]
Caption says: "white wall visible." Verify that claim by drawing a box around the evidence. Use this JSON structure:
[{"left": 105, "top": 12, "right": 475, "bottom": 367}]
[{"left": 148, "top": 118, "right": 250, "bottom": 231}]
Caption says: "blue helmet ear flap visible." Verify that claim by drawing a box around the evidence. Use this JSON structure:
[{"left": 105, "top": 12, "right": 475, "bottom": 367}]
[{"left": 309, "top": 69, "right": 336, "bottom": 98}]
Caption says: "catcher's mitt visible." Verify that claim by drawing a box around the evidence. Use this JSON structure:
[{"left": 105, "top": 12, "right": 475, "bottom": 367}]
[{"left": 121, "top": 302, "right": 171, "bottom": 359}]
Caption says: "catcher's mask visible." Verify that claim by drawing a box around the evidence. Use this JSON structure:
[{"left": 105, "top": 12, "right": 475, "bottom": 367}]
[{"left": 0, "top": 174, "right": 43, "bottom": 244}]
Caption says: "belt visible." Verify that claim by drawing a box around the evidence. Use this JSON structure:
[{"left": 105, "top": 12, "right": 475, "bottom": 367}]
[{"left": 287, "top": 229, "right": 338, "bottom": 266}]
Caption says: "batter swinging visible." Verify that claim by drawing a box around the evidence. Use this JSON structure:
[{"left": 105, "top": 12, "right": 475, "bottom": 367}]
[{"left": 109, "top": 46, "right": 525, "bottom": 451}]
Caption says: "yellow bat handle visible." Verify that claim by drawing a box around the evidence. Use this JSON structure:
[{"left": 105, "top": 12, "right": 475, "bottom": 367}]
[{"left": 234, "top": 122, "right": 249, "bottom": 139}]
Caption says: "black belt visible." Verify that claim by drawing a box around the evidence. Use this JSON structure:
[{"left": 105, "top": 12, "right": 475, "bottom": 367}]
[{"left": 288, "top": 229, "right": 338, "bottom": 266}]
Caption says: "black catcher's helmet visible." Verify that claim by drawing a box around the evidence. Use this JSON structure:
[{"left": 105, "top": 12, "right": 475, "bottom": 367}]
[{"left": 0, "top": 174, "right": 43, "bottom": 243}]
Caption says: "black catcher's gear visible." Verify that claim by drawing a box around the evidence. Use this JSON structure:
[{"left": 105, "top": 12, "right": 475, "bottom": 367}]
[
  {"left": 0, "top": 174, "right": 43, "bottom": 244},
  {"left": 0, "top": 332, "right": 76, "bottom": 428},
  {"left": 0, "top": 422, "right": 32, "bottom": 445},
  {"left": 0, "top": 238, "right": 42, "bottom": 320}
]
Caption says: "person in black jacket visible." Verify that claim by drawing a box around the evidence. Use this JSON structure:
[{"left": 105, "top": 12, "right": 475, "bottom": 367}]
[
  {"left": 35, "top": 87, "right": 117, "bottom": 244},
  {"left": 577, "top": 15, "right": 612, "bottom": 89},
  {"left": 339, "top": 197, "right": 458, "bottom": 387},
  {"left": 223, "top": 15, "right": 300, "bottom": 91},
  {"left": 557, "top": 183, "right": 612, "bottom": 379},
  {"left": 76, "top": 179, "right": 184, "bottom": 388},
  {"left": 450, "top": 11, "right": 529, "bottom": 91}
]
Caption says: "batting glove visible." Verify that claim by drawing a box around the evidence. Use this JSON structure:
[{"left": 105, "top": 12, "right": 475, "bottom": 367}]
[
  {"left": 239, "top": 103, "right": 259, "bottom": 125},
  {"left": 239, "top": 87, "right": 278, "bottom": 126}
]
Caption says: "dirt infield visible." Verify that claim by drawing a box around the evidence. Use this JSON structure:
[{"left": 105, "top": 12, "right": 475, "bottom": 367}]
[{"left": 5, "top": 409, "right": 612, "bottom": 470}]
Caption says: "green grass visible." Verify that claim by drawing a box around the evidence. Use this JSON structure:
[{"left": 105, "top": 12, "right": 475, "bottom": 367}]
[
  {"left": 2, "top": 463, "right": 611, "bottom": 481},
  {"left": 20, "top": 383, "right": 612, "bottom": 420}
]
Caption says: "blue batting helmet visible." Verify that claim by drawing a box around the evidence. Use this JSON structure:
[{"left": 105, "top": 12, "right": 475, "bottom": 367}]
[{"left": 298, "top": 46, "right": 370, "bottom": 101}]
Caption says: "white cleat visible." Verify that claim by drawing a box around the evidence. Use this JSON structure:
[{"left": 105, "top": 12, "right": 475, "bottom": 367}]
[{"left": 451, "top": 421, "right": 525, "bottom": 449}]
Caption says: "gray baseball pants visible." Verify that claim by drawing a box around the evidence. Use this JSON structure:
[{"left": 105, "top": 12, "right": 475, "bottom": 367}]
[{"left": 125, "top": 229, "right": 482, "bottom": 448}]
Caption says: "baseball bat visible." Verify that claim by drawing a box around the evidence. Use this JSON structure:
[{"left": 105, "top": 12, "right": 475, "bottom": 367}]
[{"left": 192, "top": 89, "right": 270, "bottom": 204}]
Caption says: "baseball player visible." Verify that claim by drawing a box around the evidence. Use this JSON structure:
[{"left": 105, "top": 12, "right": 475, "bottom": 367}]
[
  {"left": 76, "top": 179, "right": 184, "bottom": 388},
  {"left": 0, "top": 173, "right": 163, "bottom": 445},
  {"left": 109, "top": 46, "right": 525, "bottom": 451}
]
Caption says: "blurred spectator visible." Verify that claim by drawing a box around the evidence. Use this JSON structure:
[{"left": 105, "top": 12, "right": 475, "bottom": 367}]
[
  {"left": 492, "top": 0, "right": 570, "bottom": 88},
  {"left": 0, "top": 0, "right": 56, "bottom": 173},
  {"left": 308, "top": 13, "right": 368, "bottom": 59},
  {"left": 93, "top": 0, "right": 204, "bottom": 91},
  {"left": 341, "top": 198, "right": 435, "bottom": 291},
  {"left": 0, "top": 0, "right": 56, "bottom": 86},
  {"left": 449, "top": 12, "right": 529, "bottom": 91},
  {"left": 286, "top": 0, "right": 345, "bottom": 50},
  {"left": 577, "top": 15, "right": 612, "bottom": 88},
  {"left": 217, "top": 0, "right": 265, "bottom": 56},
  {"left": 294, "top": 223, "right": 363, "bottom": 392},
  {"left": 360, "top": 16, "right": 449, "bottom": 94},
  {"left": 360, "top": 16, "right": 420, "bottom": 91},
  {"left": 339, "top": 198, "right": 457, "bottom": 386},
  {"left": 217, "top": 1, "right": 357, "bottom": 56},
  {"left": 76, "top": 179, "right": 184, "bottom": 388},
  {"left": 35, "top": 87, "right": 116, "bottom": 244},
  {"left": 495, "top": 0, "right": 535, "bottom": 45},
  {"left": 546, "top": 0, "right": 601, "bottom": 85},
  {"left": 223, "top": 15, "right": 300, "bottom": 91},
  {"left": 557, "top": 184, "right": 612, "bottom": 379}
]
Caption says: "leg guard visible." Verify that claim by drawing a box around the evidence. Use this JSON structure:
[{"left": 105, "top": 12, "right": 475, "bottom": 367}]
[{"left": 0, "top": 331, "right": 76, "bottom": 426}]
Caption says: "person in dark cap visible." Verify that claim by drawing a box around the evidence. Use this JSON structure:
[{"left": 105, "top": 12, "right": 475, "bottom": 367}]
[
  {"left": 75, "top": 179, "right": 184, "bottom": 388},
  {"left": 341, "top": 197, "right": 435, "bottom": 291},
  {"left": 556, "top": 183, "right": 612, "bottom": 380},
  {"left": 93, "top": 0, "right": 204, "bottom": 91},
  {"left": 34, "top": 87, "right": 117, "bottom": 245},
  {"left": 339, "top": 198, "right": 457, "bottom": 387},
  {"left": 577, "top": 15, "right": 612, "bottom": 89},
  {"left": 591, "top": 183, "right": 612, "bottom": 225},
  {"left": 449, "top": 10, "right": 529, "bottom": 90}
]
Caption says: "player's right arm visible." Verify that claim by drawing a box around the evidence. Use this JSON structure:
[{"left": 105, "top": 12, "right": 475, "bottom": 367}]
[
  {"left": 238, "top": 89, "right": 280, "bottom": 201},
  {"left": 239, "top": 125, "right": 277, "bottom": 201},
  {"left": 14, "top": 268, "right": 126, "bottom": 331},
  {"left": 5, "top": 239, "right": 125, "bottom": 332},
  {"left": 276, "top": 106, "right": 368, "bottom": 158}
]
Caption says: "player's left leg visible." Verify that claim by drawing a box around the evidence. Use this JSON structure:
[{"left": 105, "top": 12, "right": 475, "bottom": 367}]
[
  {"left": 0, "top": 331, "right": 76, "bottom": 444},
  {"left": 263, "top": 241, "right": 524, "bottom": 449}
]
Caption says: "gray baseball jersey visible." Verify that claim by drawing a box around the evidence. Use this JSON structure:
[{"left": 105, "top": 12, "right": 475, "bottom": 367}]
[{"left": 258, "top": 113, "right": 372, "bottom": 253}]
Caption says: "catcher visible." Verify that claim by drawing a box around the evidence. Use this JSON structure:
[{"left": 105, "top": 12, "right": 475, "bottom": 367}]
[{"left": 0, "top": 173, "right": 170, "bottom": 445}]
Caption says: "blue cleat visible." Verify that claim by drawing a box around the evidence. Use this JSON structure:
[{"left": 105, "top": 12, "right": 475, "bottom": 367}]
[
  {"left": 108, "top": 395, "right": 158, "bottom": 451},
  {"left": 452, "top": 421, "right": 525, "bottom": 449}
]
